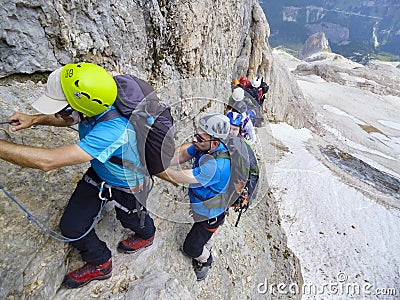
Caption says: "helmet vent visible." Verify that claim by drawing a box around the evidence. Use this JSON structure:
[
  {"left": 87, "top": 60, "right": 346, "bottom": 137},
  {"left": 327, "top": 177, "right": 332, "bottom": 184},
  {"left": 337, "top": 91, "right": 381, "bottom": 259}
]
[
  {"left": 74, "top": 80, "right": 79, "bottom": 87},
  {"left": 81, "top": 92, "right": 90, "bottom": 99},
  {"left": 92, "top": 99, "right": 102, "bottom": 104}
]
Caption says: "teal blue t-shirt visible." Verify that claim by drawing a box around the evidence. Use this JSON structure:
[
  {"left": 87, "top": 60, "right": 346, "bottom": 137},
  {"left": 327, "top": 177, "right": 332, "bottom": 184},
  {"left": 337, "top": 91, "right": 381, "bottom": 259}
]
[
  {"left": 187, "top": 143, "right": 231, "bottom": 218},
  {"left": 76, "top": 107, "right": 144, "bottom": 188}
]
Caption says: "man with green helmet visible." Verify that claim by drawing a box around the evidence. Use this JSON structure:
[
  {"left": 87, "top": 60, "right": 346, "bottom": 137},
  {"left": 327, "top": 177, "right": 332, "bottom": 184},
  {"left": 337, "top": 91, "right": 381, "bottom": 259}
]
[{"left": 0, "top": 63, "right": 157, "bottom": 288}]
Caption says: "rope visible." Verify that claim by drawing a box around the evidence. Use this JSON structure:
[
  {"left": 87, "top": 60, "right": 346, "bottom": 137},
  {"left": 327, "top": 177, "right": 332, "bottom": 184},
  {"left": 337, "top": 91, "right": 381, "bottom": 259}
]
[
  {"left": 67, "top": 126, "right": 79, "bottom": 132},
  {"left": 0, "top": 183, "right": 106, "bottom": 242}
]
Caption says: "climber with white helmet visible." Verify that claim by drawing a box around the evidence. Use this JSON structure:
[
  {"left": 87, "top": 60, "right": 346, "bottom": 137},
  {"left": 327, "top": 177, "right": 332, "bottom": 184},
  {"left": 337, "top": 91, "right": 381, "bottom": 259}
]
[
  {"left": 232, "top": 86, "right": 245, "bottom": 101},
  {"left": 259, "top": 80, "right": 270, "bottom": 106},
  {"left": 225, "top": 88, "right": 257, "bottom": 146},
  {"left": 164, "top": 113, "right": 231, "bottom": 281},
  {"left": 224, "top": 86, "right": 245, "bottom": 114},
  {"left": 244, "top": 76, "right": 263, "bottom": 105}
]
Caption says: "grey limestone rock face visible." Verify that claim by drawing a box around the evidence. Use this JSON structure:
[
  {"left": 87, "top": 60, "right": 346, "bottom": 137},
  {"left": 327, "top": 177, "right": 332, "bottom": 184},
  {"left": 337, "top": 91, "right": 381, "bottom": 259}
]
[{"left": 0, "top": 1, "right": 306, "bottom": 299}]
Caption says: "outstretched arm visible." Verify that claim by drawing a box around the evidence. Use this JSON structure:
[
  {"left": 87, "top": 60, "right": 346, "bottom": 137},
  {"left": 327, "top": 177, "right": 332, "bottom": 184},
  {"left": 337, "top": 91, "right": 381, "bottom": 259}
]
[
  {"left": 154, "top": 142, "right": 194, "bottom": 184},
  {"left": 7, "top": 112, "right": 76, "bottom": 132},
  {"left": 163, "top": 167, "right": 199, "bottom": 185},
  {"left": 0, "top": 141, "right": 92, "bottom": 171},
  {"left": 169, "top": 142, "right": 194, "bottom": 166}
]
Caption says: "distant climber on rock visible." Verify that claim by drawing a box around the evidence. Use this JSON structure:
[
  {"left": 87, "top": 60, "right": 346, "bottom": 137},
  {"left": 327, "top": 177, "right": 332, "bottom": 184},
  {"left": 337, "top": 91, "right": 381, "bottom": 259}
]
[
  {"left": 238, "top": 76, "right": 249, "bottom": 89},
  {"left": 244, "top": 77, "right": 262, "bottom": 105},
  {"left": 224, "top": 86, "right": 246, "bottom": 115},
  {"left": 163, "top": 113, "right": 231, "bottom": 281},
  {"left": 259, "top": 80, "right": 269, "bottom": 107},
  {"left": 224, "top": 88, "right": 257, "bottom": 146},
  {"left": 0, "top": 63, "right": 174, "bottom": 288}
]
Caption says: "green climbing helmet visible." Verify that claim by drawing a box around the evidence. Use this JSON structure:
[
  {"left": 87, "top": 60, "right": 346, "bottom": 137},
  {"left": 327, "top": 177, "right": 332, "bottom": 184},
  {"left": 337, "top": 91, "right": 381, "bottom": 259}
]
[{"left": 60, "top": 63, "right": 117, "bottom": 117}]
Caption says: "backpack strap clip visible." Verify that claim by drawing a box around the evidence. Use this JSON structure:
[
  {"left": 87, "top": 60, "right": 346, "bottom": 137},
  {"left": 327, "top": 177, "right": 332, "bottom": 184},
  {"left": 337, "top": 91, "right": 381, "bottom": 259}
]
[
  {"left": 108, "top": 200, "right": 138, "bottom": 215},
  {"left": 207, "top": 217, "right": 218, "bottom": 226}
]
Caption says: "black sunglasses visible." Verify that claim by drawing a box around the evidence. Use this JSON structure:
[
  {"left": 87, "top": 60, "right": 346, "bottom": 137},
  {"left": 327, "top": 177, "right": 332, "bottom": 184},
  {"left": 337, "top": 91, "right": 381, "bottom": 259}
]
[
  {"left": 193, "top": 133, "right": 216, "bottom": 144},
  {"left": 57, "top": 106, "right": 74, "bottom": 117}
]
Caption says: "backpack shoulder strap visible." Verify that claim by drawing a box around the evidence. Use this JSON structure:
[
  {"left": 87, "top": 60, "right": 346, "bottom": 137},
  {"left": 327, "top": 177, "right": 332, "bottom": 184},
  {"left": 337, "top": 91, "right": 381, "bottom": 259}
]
[
  {"left": 210, "top": 149, "right": 230, "bottom": 160},
  {"left": 196, "top": 149, "right": 230, "bottom": 168},
  {"left": 243, "top": 117, "right": 249, "bottom": 127},
  {"left": 96, "top": 109, "right": 122, "bottom": 124},
  {"left": 93, "top": 109, "right": 136, "bottom": 169}
]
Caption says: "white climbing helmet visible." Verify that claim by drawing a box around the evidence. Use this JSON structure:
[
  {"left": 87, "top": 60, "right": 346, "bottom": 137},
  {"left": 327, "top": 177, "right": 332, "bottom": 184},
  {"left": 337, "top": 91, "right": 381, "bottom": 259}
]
[
  {"left": 251, "top": 77, "right": 261, "bottom": 88},
  {"left": 198, "top": 113, "right": 230, "bottom": 140},
  {"left": 231, "top": 87, "right": 245, "bottom": 102}
]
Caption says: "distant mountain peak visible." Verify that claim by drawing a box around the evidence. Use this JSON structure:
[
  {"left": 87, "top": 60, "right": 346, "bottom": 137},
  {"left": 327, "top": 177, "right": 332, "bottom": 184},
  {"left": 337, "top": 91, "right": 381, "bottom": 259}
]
[{"left": 298, "top": 31, "right": 331, "bottom": 60}]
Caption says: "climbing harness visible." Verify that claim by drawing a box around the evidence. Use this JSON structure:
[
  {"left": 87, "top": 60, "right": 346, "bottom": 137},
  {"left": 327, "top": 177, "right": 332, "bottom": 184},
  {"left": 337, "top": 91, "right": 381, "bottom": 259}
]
[
  {"left": 0, "top": 183, "right": 107, "bottom": 243},
  {"left": 84, "top": 175, "right": 139, "bottom": 215},
  {"left": 83, "top": 174, "right": 148, "bottom": 228}
]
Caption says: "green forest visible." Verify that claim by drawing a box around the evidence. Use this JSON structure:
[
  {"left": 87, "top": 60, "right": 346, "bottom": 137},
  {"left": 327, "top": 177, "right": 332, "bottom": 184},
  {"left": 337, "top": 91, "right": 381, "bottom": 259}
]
[{"left": 261, "top": 0, "right": 400, "bottom": 62}]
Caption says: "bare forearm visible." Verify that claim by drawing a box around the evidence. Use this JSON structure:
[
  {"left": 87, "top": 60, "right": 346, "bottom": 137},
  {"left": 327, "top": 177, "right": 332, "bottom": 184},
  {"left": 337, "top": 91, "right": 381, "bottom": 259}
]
[
  {"left": 163, "top": 168, "right": 198, "bottom": 184},
  {"left": 8, "top": 112, "right": 75, "bottom": 132},
  {"left": 169, "top": 142, "right": 193, "bottom": 166},
  {"left": 154, "top": 171, "right": 179, "bottom": 186},
  {"left": 0, "top": 140, "right": 53, "bottom": 169},
  {"left": 31, "top": 114, "right": 74, "bottom": 127},
  {"left": 0, "top": 140, "right": 92, "bottom": 171}
]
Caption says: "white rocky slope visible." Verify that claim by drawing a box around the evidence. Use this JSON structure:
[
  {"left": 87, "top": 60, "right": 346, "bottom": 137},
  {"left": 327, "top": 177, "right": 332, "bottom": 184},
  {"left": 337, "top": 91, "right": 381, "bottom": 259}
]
[{"left": 270, "top": 49, "right": 400, "bottom": 299}]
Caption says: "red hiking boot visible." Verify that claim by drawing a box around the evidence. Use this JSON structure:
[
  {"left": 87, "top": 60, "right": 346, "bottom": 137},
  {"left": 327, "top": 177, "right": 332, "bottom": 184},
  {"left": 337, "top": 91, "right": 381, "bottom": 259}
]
[
  {"left": 117, "top": 234, "right": 154, "bottom": 253},
  {"left": 63, "top": 258, "right": 112, "bottom": 288}
]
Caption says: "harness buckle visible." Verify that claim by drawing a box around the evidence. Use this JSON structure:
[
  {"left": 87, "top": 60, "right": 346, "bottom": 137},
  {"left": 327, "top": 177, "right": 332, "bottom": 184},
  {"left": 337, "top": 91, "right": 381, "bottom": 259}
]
[
  {"left": 98, "top": 181, "right": 112, "bottom": 201},
  {"left": 208, "top": 217, "right": 218, "bottom": 226}
]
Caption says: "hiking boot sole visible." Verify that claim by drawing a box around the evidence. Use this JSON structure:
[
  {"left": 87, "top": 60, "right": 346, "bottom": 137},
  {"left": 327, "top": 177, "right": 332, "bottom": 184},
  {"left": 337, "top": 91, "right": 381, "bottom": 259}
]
[
  {"left": 63, "top": 272, "right": 112, "bottom": 289},
  {"left": 117, "top": 240, "right": 154, "bottom": 254},
  {"left": 195, "top": 266, "right": 212, "bottom": 281}
]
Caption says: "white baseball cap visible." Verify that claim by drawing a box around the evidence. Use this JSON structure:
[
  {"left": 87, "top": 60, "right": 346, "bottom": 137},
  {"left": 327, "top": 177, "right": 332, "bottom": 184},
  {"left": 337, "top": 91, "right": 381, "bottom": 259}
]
[{"left": 32, "top": 67, "right": 69, "bottom": 114}]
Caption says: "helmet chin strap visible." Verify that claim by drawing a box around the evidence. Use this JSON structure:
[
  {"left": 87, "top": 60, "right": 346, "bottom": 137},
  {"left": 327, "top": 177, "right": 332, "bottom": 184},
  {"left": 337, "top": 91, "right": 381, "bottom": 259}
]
[
  {"left": 207, "top": 140, "right": 219, "bottom": 154},
  {"left": 78, "top": 112, "right": 92, "bottom": 122}
]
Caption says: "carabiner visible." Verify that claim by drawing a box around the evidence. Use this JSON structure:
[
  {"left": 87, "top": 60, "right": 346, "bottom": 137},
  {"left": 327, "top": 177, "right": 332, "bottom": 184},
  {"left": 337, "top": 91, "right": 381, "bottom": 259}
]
[{"left": 98, "top": 182, "right": 112, "bottom": 201}]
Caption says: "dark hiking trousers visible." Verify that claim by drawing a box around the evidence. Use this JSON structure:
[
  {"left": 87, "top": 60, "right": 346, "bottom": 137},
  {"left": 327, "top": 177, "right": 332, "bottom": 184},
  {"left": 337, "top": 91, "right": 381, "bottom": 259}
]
[
  {"left": 59, "top": 168, "right": 156, "bottom": 266},
  {"left": 183, "top": 213, "right": 225, "bottom": 258}
]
